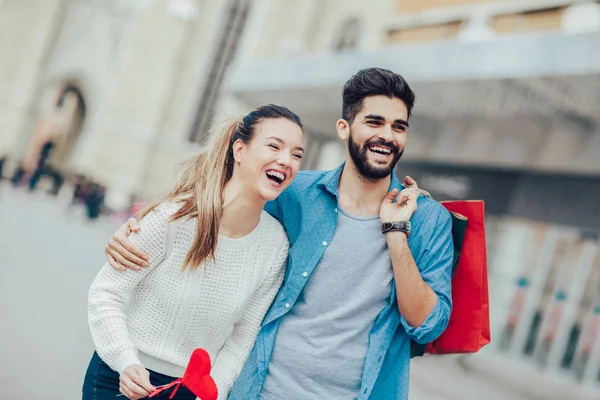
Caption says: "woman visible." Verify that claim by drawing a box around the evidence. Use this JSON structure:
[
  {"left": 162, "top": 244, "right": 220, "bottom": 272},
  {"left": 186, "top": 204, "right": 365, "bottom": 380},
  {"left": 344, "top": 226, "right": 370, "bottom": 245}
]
[{"left": 83, "top": 105, "right": 305, "bottom": 400}]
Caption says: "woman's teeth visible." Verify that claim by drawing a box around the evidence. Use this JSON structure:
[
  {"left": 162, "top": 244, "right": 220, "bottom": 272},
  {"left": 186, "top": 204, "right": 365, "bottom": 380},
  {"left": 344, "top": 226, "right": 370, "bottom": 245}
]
[{"left": 266, "top": 170, "right": 285, "bottom": 183}]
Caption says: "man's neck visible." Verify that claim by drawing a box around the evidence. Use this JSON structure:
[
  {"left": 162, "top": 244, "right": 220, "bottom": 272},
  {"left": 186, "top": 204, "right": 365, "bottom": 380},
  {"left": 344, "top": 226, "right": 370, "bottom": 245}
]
[
  {"left": 219, "top": 177, "right": 265, "bottom": 238},
  {"left": 337, "top": 161, "right": 391, "bottom": 217}
]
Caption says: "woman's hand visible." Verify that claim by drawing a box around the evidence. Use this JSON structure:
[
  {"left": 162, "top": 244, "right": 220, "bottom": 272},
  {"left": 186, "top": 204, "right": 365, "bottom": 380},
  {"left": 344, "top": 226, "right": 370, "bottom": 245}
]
[{"left": 119, "top": 364, "right": 154, "bottom": 399}]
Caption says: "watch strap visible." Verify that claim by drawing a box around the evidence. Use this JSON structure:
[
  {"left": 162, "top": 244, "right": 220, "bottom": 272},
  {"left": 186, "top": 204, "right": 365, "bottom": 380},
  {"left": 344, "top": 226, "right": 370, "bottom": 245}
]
[{"left": 381, "top": 221, "right": 411, "bottom": 236}]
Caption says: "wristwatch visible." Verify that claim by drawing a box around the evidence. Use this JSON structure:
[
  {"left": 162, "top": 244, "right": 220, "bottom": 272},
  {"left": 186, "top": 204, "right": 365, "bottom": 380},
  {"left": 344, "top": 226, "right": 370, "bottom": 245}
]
[{"left": 381, "top": 221, "right": 411, "bottom": 237}]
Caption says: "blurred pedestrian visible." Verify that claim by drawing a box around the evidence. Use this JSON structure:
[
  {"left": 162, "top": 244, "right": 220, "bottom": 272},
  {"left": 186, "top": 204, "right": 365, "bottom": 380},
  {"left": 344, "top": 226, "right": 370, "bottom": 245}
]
[
  {"left": 85, "top": 183, "right": 105, "bottom": 220},
  {"left": 0, "top": 155, "right": 6, "bottom": 180}
]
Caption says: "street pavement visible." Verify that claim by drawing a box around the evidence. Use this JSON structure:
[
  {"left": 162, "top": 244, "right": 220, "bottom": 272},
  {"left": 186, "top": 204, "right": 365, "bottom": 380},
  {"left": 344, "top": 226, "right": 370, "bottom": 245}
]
[
  {"left": 0, "top": 182, "right": 597, "bottom": 400},
  {"left": 0, "top": 183, "right": 119, "bottom": 400}
]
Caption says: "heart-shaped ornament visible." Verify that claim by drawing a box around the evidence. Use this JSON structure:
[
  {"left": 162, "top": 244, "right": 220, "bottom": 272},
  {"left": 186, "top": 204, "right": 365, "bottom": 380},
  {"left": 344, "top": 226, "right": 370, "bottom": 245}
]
[
  {"left": 181, "top": 349, "right": 218, "bottom": 400},
  {"left": 148, "top": 348, "right": 218, "bottom": 400}
]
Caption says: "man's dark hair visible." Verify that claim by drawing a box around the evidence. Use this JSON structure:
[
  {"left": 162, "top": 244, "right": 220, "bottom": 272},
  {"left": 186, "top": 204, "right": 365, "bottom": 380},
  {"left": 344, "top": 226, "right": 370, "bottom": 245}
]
[{"left": 342, "top": 68, "right": 415, "bottom": 125}]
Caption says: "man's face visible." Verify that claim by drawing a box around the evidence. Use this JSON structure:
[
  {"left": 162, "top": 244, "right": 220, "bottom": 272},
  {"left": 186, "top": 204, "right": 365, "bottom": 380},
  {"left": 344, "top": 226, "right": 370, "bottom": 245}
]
[{"left": 345, "top": 95, "right": 409, "bottom": 181}]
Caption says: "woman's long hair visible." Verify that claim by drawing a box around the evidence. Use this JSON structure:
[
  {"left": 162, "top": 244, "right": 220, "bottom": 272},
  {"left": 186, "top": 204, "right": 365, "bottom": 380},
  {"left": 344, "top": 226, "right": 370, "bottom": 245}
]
[{"left": 139, "top": 104, "right": 302, "bottom": 270}]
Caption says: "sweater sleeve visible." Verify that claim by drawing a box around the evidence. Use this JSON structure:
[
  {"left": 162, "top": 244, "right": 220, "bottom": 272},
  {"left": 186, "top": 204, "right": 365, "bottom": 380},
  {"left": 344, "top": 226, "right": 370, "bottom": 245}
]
[
  {"left": 210, "top": 242, "right": 288, "bottom": 399},
  {"left": 88, "top": 205, "right": 171, "bottom": 374}
]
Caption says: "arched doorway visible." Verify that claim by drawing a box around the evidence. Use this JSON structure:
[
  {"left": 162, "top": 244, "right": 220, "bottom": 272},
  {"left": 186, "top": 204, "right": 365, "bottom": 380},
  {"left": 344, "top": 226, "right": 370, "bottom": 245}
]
[
  {"left": 50, "top": 83, "right": 87, "bottom": 171},
  {"left": 12, "top": 82, "right": 87, "bottom": 194}
]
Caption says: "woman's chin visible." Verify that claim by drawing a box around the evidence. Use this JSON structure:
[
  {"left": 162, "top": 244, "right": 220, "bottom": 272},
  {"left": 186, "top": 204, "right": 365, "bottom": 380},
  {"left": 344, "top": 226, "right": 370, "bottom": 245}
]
[
  {"left": 257, "top": 186, "right": 283, "bottom": 202},
  {"left": 259, "top": 191, "right": 279, "bottom": 202}
]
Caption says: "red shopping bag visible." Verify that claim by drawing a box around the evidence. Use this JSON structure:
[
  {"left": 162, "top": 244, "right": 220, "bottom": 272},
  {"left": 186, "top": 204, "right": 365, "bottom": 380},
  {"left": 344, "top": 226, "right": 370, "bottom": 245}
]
[{"left": 426, "top": 200, "right": 491, "bottom": 354}]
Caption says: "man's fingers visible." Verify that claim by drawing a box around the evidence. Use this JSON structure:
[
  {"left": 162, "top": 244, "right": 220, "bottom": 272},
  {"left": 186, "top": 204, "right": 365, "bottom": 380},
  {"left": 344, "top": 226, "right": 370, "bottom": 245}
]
[
  {"left": 114, "top": 234, "right": 148, "bottom": 263},
  {"left": 383, "top": 188, "right": 399, "bottom": 203},
  {"left": 105, "top": 243, "right": 124, "bottom": 269},
  {"left": 396, "top": 193, "right": 410, "bottom": 207},
  {"left": 403, "top": 175, "right": 417, "bottom": 188},
  {"left": 396, "top": 189, "right": 417, "bottom": 207},
  {"left": 107, "top": 254, "right": 126, "bottom": 272},
  {"left": 109, "top": 240, "right": 148, "bottom": 268},
  {"left": 127, "top": 218, "right": 141, "bottom": 233},
  {"left": 113, "top": 251, "right": 143, "bottom": 271},
  {"left": 105, "top": 243, "right": 126, "bottom": 270}
]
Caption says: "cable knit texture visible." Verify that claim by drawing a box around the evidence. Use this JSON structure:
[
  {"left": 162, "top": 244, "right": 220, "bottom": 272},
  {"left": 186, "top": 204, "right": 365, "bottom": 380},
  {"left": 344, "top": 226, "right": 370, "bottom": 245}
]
[{"left": 88, "top": 202, "right": 288, "bottom": 400}]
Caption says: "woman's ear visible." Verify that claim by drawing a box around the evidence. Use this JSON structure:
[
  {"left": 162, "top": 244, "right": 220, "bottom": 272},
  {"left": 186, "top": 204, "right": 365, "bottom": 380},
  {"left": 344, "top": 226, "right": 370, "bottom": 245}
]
[
  {"left": 336, "top": 119, "right": 350, "bottom": 140},
  {"left": 232, "top": 139, "right": 245, "bottom": 163}
]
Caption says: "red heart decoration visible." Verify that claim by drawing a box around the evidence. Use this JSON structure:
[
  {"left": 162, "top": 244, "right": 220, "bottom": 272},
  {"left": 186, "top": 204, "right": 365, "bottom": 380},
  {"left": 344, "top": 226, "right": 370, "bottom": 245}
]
[
  {"left": 148, "top": 348, "right": 218, "bottom": 400},
  {"left": 181, "top": 348, "right": 218, "bottom": 400}
]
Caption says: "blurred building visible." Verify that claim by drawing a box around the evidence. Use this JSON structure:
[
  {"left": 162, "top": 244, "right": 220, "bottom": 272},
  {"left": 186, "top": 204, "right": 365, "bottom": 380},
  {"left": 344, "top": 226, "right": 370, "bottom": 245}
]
[
  {"left": 0, "top": 0, "right": 599, "bottom": 397},
  {"left": 0, "top": 0, "right": 252, "bottom": 209}
]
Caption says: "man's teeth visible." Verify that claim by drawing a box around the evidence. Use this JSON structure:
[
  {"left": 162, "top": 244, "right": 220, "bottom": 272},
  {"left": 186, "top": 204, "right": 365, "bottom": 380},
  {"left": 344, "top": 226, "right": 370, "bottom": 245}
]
[
  {"left": 267, "top": 171, "right": 285, "bottom": 181},
  {"left": 370, "top": 146, "right": 391, "bottom": 155}
]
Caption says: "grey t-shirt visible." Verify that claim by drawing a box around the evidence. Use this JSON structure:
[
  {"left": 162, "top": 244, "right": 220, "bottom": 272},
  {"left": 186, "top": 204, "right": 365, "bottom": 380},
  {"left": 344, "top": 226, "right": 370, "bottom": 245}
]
[{"left": 260, "top": 207, "right": 394, "bottom": 400}]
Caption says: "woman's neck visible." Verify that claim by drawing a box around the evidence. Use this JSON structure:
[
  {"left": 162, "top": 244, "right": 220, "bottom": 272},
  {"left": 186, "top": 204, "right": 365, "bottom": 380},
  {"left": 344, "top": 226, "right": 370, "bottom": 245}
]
[{"left": 219, "top": 177, "right": 265, "bottom": 238}]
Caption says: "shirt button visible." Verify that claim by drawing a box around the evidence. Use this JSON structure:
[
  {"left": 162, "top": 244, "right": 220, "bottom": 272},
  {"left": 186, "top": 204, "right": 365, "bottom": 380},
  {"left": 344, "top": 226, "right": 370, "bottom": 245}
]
[
  {"left": 302, "top": 272, "right": 308, "bottom": 277},
  {"left": 334, "top": 208, "right": 338, "bottom": 213},
  {"left": 322, "top": 241, "right": 328, "bottom": 246},
  {"left": 285, "top": 303, "right": 290, "bottom": 309}
]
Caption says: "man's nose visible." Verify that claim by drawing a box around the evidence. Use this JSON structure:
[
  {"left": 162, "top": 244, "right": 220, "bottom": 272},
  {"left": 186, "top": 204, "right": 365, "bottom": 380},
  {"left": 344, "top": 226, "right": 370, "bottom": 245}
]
[{"left": 378, "top": 125, "right": 394, "bottom": 141}]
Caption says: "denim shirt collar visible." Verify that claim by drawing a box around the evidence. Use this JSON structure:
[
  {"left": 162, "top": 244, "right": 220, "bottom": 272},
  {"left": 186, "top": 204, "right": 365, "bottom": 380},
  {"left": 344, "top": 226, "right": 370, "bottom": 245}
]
[{"left": 317, "top": 162, "right": 405, "bottom": 197}]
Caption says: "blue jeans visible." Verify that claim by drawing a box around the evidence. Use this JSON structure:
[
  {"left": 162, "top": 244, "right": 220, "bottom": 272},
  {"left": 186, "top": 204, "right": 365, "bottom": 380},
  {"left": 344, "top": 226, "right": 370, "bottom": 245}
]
[{"left": 82, "top": 352, "right": 195, "bottom": 400}]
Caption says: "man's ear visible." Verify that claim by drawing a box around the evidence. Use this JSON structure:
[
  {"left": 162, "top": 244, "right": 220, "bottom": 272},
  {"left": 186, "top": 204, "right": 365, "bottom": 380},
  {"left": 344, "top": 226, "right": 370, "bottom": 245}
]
[
  {"left": 232, "top": 139, "right": 245, "bottom": 163},
  {"left": 336, "top": 119, "right": 350, "bottom": 140}
]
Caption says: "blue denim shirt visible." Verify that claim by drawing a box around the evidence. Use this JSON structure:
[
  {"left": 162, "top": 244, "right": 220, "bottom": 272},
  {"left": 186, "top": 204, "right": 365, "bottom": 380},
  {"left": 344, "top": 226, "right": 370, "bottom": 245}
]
[{"left": 229, "top": 164, "right": 453, "bottom": 400}]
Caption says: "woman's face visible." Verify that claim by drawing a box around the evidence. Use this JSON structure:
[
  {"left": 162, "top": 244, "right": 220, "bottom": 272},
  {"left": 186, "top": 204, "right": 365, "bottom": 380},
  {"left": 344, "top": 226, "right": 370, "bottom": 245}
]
[{"left": 233, "top": 118, "right": 304, "bottom": 201}]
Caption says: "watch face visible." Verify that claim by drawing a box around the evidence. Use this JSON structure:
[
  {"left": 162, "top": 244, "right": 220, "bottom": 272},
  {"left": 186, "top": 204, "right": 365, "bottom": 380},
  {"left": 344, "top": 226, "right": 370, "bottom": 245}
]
[{"left": 381, "top": 222, "right": 411, "bottom": 233}]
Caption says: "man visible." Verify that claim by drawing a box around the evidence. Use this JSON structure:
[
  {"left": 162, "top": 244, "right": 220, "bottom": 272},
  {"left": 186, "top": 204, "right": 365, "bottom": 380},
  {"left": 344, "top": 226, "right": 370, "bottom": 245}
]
[{"left": 104, "top": 68, "right": 453, "bottom": 399}]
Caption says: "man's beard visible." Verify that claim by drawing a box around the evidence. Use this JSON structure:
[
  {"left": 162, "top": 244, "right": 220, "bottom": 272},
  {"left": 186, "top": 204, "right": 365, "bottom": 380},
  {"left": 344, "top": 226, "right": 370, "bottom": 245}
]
[{"left": 348, "top": 131, "right": 403, "bottom": 182}]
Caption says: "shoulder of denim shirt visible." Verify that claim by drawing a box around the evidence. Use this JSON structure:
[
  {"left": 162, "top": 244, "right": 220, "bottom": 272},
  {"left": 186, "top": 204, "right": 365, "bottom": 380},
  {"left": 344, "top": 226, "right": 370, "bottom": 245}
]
[
  {"left": 389, "top": 171, "right": 451, "bottom": 226},
  {"left": 281, "top": 169, "right": 334, "bottom": 197},
  {"left": 414, "top": 194, "right": 452, "bottom": 229},
  {"left": 290, "top": 169, "right": 328, "bottom": 187}
]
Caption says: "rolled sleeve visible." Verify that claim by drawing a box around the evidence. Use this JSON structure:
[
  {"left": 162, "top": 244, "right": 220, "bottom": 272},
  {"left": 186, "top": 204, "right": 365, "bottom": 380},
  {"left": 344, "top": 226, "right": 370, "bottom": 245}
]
[
  {"left": 400, "top": 205, "right": 453, "bottom": 344},
  {"left": 401, "top": 296, "right": 450, "bottom": 344}
]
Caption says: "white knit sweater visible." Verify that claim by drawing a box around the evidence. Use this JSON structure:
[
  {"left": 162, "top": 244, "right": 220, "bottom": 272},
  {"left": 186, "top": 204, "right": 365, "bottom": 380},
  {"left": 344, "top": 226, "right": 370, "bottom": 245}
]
[{"left": 88, "top": 202, "right": 288, "bottom": 399}]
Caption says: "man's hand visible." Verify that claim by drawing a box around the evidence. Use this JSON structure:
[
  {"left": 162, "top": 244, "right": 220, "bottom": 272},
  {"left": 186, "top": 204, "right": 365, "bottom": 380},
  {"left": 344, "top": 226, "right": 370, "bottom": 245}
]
[
  {"left": 120, "top": 364, "right": 154, "bottom": 399},
  {"left": 105, "top": 218, "right": 148, "bottom": 271},
  {"left": 403, "top": 175, "right": 431, "bottom": 198},
  {"left": 380, "top": 187, "right": 418, "bottom": 224}
]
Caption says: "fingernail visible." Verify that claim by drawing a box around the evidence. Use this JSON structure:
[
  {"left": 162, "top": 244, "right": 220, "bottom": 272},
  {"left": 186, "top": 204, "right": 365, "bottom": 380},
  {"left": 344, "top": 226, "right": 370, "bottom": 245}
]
[{"left": 143, "top": 262, "right": 149, "bottom": 267}]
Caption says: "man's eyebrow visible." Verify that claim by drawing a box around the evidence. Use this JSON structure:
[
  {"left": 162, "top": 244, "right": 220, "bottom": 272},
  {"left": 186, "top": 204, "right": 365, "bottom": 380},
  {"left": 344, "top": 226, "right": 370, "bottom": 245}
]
[
  {"left": 395, "top": 119, "right": 409, "bottom": 128},
  {"left": 265, "top": 136, "right": 304, "bottom": 152},
  {"left": 363, "top": 114, "right": 385, "bottom": 122},
  {"left": 363, "top": 114, "right": 409, "bottom": 128}
]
